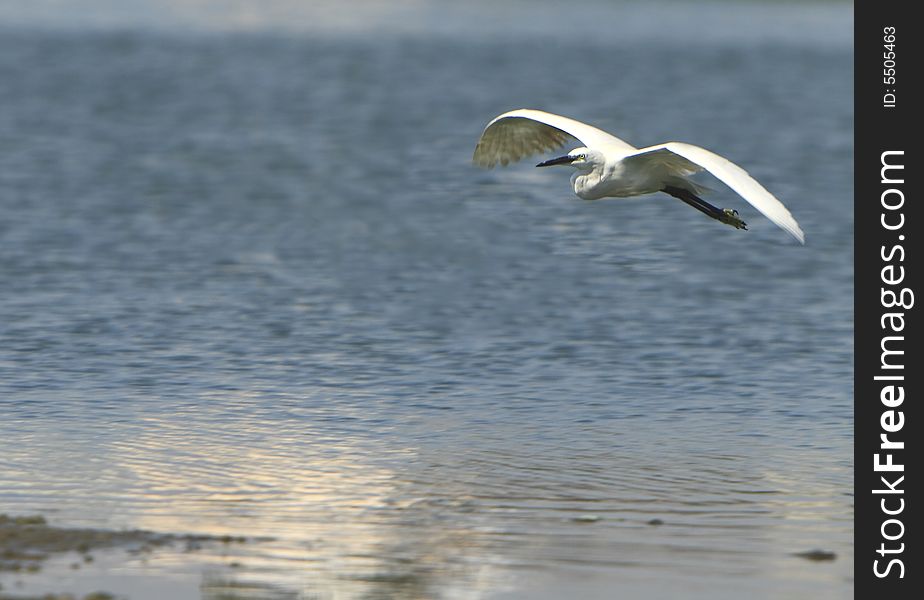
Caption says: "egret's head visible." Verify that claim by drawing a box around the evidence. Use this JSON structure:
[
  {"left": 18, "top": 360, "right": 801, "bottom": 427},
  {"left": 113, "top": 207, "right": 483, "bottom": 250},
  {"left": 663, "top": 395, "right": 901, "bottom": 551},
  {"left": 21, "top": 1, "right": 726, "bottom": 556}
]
[{"left": 535, "top": 147, "right": 597, "bottom": 170}]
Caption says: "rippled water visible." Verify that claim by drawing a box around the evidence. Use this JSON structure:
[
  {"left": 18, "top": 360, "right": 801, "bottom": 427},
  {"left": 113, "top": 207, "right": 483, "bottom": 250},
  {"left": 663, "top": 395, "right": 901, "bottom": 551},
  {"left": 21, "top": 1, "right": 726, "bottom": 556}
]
[{"left": 1, "top": 2, "right": 853, "bottom": 598}]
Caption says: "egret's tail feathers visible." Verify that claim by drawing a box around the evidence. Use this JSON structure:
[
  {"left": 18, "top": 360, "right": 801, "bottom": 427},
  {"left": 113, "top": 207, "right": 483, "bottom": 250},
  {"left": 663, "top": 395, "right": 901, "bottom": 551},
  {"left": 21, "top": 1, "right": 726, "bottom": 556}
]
[{"left": 663, "top": 176, "right": 712, "bottom": 197}]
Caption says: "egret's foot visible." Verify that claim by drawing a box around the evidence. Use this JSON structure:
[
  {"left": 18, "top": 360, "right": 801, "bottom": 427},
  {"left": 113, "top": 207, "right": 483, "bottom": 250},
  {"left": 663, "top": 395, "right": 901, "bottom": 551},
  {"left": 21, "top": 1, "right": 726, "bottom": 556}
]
[{"left": 720, "top": 208, "right": 748, "bottom": 230}]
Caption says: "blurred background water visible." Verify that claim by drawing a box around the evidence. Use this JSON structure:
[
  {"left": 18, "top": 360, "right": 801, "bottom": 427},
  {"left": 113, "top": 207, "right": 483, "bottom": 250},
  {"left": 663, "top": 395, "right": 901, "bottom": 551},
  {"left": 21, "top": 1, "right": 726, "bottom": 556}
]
[{"left": 0, "top": 1, "right": 853, "bottom": 598}]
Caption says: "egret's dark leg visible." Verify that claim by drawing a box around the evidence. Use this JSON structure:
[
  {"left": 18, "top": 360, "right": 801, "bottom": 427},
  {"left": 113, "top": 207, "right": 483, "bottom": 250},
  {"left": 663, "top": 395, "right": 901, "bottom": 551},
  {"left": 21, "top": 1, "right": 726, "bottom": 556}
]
[{"left": 662, "top": 186, "right": 747, "bottom": 230}]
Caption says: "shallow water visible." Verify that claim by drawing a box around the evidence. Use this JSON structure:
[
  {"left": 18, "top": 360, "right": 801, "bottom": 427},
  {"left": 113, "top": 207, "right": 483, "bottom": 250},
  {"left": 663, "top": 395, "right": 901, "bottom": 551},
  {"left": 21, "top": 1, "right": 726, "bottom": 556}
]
[{"left": 1, "top": 1, "right": 853, "bottom": 598}]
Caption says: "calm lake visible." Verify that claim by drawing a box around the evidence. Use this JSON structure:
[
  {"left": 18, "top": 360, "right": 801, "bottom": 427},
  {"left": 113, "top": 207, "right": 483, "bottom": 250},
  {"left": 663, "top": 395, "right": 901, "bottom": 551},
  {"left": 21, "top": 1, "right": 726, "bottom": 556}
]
[{"left": 1, "top": 1, "right": 853, "bottom": 598}]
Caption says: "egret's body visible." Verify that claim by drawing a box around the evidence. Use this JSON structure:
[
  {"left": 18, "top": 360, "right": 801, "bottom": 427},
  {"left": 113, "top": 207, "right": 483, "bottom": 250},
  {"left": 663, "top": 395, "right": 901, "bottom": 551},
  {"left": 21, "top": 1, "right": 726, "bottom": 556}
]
[{"left": 473, "top": 109, "right": 804, "bottom": 244}]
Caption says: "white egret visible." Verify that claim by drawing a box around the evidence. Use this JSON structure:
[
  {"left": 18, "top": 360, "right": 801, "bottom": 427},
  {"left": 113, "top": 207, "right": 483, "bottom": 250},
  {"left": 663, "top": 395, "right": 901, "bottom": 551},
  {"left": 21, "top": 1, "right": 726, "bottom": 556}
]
[{"left": 473, "top": 109, "right": 804, "bottom": 244}]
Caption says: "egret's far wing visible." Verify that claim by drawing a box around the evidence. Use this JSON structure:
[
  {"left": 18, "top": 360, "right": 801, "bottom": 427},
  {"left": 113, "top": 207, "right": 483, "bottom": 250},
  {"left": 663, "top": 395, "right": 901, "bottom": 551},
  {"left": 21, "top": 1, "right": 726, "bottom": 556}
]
[
  {"left": 637, "top": 142, "right": 805, "bottom": 244},
  {"left": 473, "top": 109, "right": 636, "bottom": 168}
]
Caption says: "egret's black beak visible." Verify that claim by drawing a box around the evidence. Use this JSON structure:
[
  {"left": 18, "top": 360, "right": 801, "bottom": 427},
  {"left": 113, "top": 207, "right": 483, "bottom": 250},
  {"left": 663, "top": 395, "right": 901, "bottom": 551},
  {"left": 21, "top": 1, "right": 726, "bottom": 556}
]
[{"left": 536, "top": 155, "right": 575, "bottom": 167}]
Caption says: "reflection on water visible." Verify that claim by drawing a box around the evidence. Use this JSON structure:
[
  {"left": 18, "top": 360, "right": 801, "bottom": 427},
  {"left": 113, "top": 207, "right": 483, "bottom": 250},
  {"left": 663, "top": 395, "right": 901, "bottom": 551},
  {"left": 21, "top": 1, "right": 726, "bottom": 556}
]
[
  {"left": 3, "top": 400, "right": 853, "bottom": 599},
  {"left": 1, "top": 1, "right": 852, "bottom": 599}
]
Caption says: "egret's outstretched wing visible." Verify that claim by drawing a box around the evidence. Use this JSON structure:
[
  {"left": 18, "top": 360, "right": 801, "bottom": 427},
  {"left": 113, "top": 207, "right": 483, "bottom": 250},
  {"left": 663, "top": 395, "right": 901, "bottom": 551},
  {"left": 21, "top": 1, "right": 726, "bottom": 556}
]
[
  {"left": 473, "top": 109, "right": 636, "bottom": 168},
  {"left": 632, "top": 142, "right": 805, "bottom": 244}
]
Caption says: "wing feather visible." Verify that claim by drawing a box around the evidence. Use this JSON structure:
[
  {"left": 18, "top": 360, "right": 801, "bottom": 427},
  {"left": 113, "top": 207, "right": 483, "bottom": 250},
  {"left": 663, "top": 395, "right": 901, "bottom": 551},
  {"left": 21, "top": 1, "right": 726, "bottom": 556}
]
[
  {"left": 632, "top": 142, "right": 805, "bottom": 244},
  {"left": 473, "top": 109, "right": 636, "bottom": 168}
]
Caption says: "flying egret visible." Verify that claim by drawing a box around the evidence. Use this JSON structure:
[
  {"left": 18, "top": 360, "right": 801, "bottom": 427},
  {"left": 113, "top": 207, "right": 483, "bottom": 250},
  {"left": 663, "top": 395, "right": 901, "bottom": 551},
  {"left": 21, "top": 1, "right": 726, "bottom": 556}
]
[{"left": 473, "top": 109, "right": 804, "bottom": 244}]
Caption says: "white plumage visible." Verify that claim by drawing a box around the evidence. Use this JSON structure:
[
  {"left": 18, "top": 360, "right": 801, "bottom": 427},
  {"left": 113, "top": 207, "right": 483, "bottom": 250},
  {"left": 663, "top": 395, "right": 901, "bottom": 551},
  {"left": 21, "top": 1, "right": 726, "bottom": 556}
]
[{"left": 473, "top": 109, "right": 804, "bottom": 244}]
